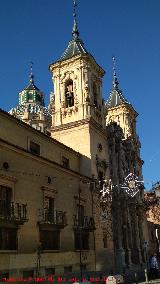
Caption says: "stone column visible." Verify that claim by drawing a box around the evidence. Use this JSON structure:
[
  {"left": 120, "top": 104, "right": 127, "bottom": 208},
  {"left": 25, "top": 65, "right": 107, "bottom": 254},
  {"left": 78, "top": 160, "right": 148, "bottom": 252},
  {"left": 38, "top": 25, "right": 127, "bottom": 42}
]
[
  {"left": 137, "top": 205, "right": 145, "bottom": 262},
  {"left": 118, "top": 142, "right": 124, "bottom": 184},
  {"left": 135, "top": 208, "right": 142, "bottom": 263},
  {"left": 123, "top": 202, "right": 132, "bottom": 266},
  {"left": 130, "top": 203, "right": 141, "bottom": 264},
  {"left": 113, "top": 199, "right": 125, "bottom": 272},
  {"left": 111, "top": 137, "right": 118, "bottom": 185}
]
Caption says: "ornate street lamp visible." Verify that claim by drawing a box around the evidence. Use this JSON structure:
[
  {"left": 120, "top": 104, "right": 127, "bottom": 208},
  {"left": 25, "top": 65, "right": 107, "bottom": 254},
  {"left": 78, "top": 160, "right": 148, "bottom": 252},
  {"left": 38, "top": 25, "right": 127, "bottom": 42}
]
[
  {"left": 120, "top": 173, "right": 144, "bottom": 198},
  {"left": 98, "top": 173, "right": 144, "bottom": 228},
  {"left": 99, "top": 173, "right": 144, "bottom": 204},
  {"left": 36, "top": 242, "right": 42, "bottom": 278}
]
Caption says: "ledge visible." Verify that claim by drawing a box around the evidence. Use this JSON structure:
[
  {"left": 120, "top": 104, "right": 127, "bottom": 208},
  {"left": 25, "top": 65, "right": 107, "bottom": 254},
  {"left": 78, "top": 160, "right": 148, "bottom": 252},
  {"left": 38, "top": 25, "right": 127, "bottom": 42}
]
[
  {"left": 0, "top": 173, "right": 17, "bottom": 183},
  {"left": 0, "top": 250, "right": 18, "bottom": 253},
  {"left": 41, "top": 250, "right": 60, "bottom": 253}
]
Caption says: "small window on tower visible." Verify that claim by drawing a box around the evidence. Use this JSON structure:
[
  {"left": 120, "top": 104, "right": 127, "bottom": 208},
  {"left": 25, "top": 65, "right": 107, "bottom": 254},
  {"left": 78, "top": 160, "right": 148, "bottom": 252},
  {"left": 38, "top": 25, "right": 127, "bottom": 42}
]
[
  {"left": 62, "top": 156, "right": 70, "bottom": 169},
  {"left": 30, "top": 141, "right": 40, "bottom": 155},
  {"left": 28, "top": 92, "right": 33, "bottom": 102},
  {"left": 93, "top": 82, "right": 98, "bottom": 107},
  {"left": 65, "top": 80, "right": 74, "bottom": 108}
]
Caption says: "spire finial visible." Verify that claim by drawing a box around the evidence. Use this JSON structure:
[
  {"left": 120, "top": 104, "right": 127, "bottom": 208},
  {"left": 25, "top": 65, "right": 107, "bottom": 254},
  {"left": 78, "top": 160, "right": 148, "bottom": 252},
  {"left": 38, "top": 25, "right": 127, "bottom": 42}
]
[
  {"left": 112, "top": 56, "right": 119, "bottom": 90},
  {"left": 29, "top": 61, "right": 34, "bottom": 84},
  {"left": 113, "top": 56, "right": 116, "bottom": 76},
  {"left": 72, "top": 0, "right": 79, "bottom": 39}
]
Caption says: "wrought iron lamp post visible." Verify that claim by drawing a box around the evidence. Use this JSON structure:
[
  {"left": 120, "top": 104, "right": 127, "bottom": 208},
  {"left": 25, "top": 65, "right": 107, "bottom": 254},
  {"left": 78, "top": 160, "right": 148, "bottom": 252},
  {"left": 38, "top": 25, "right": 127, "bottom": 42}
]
[
  {"left": 36, "top": 242, "right": 42, "bottom": 278},
  {"left": 78, "top": 186, "right": 83, "bottom": 282},
  {"left": 90, "top": 176, "right": 97, "bottom": 274}
]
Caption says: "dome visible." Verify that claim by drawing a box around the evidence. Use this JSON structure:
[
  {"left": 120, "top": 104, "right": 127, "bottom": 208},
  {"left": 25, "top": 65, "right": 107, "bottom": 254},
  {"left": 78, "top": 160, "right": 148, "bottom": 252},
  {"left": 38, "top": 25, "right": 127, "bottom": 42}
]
[{"left": 9, "top": 67, "right": 51, "bottom": 133}]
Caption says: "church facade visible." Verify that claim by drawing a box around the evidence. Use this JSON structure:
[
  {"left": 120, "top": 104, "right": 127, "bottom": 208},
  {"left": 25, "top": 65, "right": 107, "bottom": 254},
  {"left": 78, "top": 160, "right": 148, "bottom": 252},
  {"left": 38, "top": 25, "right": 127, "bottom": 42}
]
[{"left": 0, "top": 4, "right": 148, "bottom": 280}]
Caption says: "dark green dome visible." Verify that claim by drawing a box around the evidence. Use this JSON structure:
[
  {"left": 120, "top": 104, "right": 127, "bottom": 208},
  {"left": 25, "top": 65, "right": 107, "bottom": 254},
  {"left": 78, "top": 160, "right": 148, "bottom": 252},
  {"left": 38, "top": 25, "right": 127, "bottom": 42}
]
[{"left": 18, "top": 73, "right": 44, "bottom": 106}]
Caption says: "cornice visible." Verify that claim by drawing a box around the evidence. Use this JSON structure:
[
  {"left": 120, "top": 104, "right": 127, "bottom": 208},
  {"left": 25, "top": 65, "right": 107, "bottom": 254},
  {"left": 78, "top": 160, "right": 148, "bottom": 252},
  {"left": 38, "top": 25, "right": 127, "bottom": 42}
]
[
  {"left": 51, "top": 117, "right": 107, "bottom": 138},
  {"left": 107, "top": 103, "right": 138, "bottom": 117},
  {"left": 49, "top": 54, "right": 105, "bottom": 77},
  {"left": 51, "top": 119, "right": 90, "bottom": 132},
  {"left": 0, "top": 108, "right": 80, "bottom": 156},
  {"left": 0, "top": 137, "right": 91, "bottom": 182},
  {"left": 0, "top": 173, "right": 17, "bottom": 183},
  {"left": 41, "top": 186, "right": 57, "bottom": 194}
]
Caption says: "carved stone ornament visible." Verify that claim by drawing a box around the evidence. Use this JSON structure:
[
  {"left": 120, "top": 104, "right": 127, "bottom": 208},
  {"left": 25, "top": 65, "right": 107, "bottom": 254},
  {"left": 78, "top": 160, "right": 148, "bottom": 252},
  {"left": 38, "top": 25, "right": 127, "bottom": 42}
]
[
  {"left": 48, "top": 92, "right": 55, "bottom": 112},
  {"left": 61, "top": 105, "right": 78, "bottom": 118},
  {"left": 61, "top": 101, "right": 65, "bottom": 108},
  {"left": 84, "top": 83, "right": 89, "bottom": 90},
  {"left": 97, "top": 143, "right": 103, "bottom": 152},
  {"left": 74, "top": 94, "right": 79, "bottom": 105},
  {"left": 96, "top": 155, "right": 108, "bottom": 170},
  {"left": 85, "top": 95, "right": 90, "bottom": 103}
]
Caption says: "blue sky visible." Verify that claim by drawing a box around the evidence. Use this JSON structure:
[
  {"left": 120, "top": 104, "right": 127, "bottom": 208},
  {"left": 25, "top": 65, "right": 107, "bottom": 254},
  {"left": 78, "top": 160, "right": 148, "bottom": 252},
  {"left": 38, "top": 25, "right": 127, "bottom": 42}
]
[{"left": 0, "top": 0, "right": 160, "bottom": 188}]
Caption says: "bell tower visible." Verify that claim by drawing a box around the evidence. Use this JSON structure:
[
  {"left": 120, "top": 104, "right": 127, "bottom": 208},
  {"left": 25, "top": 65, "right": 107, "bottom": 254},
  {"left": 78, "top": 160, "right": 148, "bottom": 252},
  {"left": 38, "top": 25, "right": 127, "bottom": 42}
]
[
  {"left": 106, "top": 58, "right": 138, "bottom": 139},
  {"left": 49, "top": 2, "right": 108, "bottom": 178},
  {"left": 106, "top": 58, "right": 143, "bottom": 179},
  {"left": 49, "top": 24, "right": 105, "bottom": 129}
]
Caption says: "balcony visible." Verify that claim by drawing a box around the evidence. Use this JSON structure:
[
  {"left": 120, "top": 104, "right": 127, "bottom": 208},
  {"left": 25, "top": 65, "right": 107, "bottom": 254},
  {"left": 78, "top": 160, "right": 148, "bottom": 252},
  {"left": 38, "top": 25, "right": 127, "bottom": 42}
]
[
  {"left": 38, "top": 208, "right": 67, "bottom": 229},
  {"left": 0, "top": 200, "right": 28, "bottom": 225},
  {"left": 73, "top": 215, "right": 95, "bottom": 231}
]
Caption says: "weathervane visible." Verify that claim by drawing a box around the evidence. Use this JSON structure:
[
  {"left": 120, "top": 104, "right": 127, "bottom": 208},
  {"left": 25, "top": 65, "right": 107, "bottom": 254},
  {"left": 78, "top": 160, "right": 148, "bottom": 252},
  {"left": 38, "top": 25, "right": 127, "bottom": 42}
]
[
  {"left": 112, "top": 56, "right": 119, "bottom": 90},
  {"left": 73, "top": 0, "right": 77, "bottom": 19},
  {"left": 29, "top": 61, "right": 34, "bottom": 84},
  {"left": 72, "top": 0, "right": 79, "bottom": 39},
  {"left": 112, "top": 56, "right": 116, "bottom": 76}
]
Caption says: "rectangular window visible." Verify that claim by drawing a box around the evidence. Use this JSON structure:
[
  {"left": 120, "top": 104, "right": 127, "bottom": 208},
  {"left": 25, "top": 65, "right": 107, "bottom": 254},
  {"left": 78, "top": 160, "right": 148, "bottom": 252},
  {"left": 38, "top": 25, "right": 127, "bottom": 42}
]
[
  {"left": 0, "top": 186, "right": 12, "bottom": 217},
  {"left": 74, "top": 231, "right": 89, "bottom": 250},
  {"left": 44, "top": 197, "right": 54, "bottom": 222},
  {"left": 44, "top": 197, "right": 54, "bottom": 211},
  {"left": 23, "top": 270, "right": 34, "bottom": 278},
  {"left": 45, "top": 268, "right": 55, "bottom": 276},
  {"left": 40, "top": 230, "right": 60, "bottom": 250},
  {"left": 0, "top": 228, "right": 17, "bottom": 250},
  {"left": 77, "top": 205, "right": 84, "bottom": 226},
  {"left": 0, "top": 273, "right": 9, "bottom": 281},
  {"left": 30, "top": 141, "right": 40, "bottom": 155},
  {"left": 62, "top": 156, "right": 70, "bottom": 169},
  {"left": 64, "top": 266, "right": 72, "bottom": 273}
]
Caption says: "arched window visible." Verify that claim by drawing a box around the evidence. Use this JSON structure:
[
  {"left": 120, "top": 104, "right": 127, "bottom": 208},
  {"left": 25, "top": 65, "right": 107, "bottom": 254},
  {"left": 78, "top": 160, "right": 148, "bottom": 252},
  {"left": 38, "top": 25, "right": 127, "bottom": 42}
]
[
  {"left": 93, "top": 82, "right": 98, "bottom": 107},
  {"left": 65, "top": 80, "right": 74, "bottom": 108}
]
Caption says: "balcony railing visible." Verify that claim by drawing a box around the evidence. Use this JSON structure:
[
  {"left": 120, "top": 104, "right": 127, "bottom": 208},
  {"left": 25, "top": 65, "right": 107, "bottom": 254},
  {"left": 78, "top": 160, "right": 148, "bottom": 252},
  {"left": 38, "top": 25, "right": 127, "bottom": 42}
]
[
  {"left": 38, "top": 208, "right": 67, "bottom": 228},
  {"left": 73, "top": 215, "right": 95, "bottom": 231},
  {"left": 0, "top": 200, "right": 27, "bottom": 223}
]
